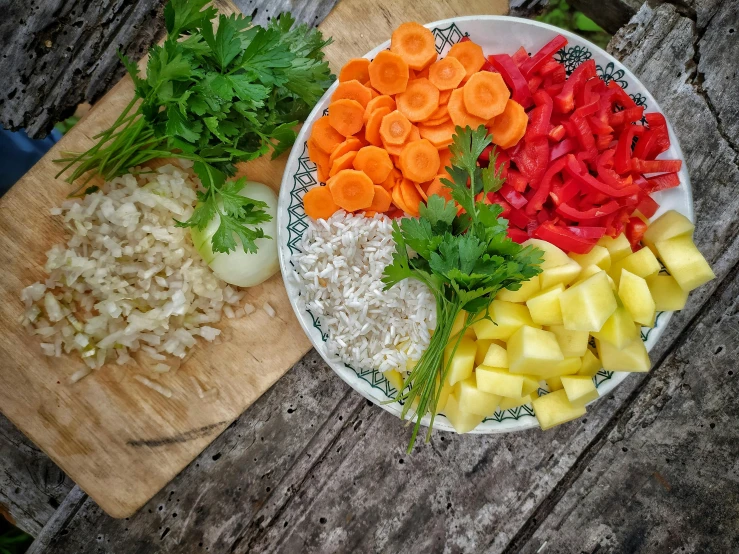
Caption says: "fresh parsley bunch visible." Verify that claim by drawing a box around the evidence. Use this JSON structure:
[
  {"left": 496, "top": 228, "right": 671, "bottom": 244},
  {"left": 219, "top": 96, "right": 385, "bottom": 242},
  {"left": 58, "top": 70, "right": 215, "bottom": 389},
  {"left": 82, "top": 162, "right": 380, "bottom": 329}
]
[
  {"left": 382, "top": 125, "right": 544, "bottom": 451},
  {"left": 57, "top": 0, "right": 334, "bottom": 254}
]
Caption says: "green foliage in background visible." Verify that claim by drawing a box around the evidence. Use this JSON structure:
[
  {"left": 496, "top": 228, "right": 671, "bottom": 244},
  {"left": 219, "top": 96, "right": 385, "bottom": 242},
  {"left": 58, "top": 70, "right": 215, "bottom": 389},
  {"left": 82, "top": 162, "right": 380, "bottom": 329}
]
[
  {"left": 0, "top": 520, "right": 32, "bottom": 554},
  {"left": 536, "top": 0, "right": 611, "bottom": 49}
]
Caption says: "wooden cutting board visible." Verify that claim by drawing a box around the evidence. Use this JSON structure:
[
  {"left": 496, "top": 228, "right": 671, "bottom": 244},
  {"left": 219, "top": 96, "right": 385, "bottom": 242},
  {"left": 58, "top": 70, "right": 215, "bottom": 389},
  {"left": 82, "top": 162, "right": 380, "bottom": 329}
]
[{"left": 0, "top": 0, "right": 507, "bottom": 518}]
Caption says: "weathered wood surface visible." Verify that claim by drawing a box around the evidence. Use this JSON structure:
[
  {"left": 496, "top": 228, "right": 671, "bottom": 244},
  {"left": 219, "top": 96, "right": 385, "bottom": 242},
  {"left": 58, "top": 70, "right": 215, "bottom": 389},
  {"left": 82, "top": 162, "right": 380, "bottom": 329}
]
[
  {"left": 6, "top": 0, "right": 738, "bottom": 551},
  {"left": 0, "top": 415, "right": 74, "bottom": 536}
]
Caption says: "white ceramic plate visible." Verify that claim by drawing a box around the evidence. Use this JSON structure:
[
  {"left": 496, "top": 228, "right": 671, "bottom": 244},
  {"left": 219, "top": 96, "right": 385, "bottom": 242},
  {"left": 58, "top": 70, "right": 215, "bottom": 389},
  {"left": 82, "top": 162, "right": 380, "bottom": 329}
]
[{"left": 277, "top": 16, "right": 692, "bottom": 433}]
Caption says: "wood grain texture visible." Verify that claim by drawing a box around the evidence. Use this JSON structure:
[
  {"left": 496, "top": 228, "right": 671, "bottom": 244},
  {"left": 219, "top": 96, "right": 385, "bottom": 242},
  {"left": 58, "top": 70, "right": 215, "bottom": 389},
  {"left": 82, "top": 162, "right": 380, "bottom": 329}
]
[
  {"left": 0, "top": 414, "right": 74, "bottom": 536},
  {"left": 0, "top": 0, "right": 166, "bottom": 138}
]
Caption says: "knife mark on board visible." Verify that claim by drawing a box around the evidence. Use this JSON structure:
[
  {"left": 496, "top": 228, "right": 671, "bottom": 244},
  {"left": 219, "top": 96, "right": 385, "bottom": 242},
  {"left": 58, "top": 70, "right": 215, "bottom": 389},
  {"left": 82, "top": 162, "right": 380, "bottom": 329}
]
[{"left": 127, "top": 421, "right": 228, "bottom": 447}]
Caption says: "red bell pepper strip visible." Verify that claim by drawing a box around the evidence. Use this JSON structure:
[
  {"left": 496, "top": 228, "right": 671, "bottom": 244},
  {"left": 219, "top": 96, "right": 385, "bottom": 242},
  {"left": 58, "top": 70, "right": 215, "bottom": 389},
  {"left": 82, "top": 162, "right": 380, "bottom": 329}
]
[
  {"left": 632, "top": 128, "right": 656, "bottom": 160},
  {"left": 528, "top": 90, "right": 553, "bottom": 139},
  {"left": 506, "top": 168, "right": 528, "bottom": 193},
  {"left": 521, "top": 34, "right": 568, "bottom": 78},
  {"left": 528, "top": 75, "right": 543, "bottom": 94},
  {"left": 588, "top": 115, "right": 613, "bottom": 135},
  {"left": 511, "top": 46, "right": 530, "bottom": 68},
  {"left": 534, "top": 222, "right": 597, "bottom": 254},
  {"left": 609, "top": 106, "right": 644, "bottom": 127},
  {"left": 459, "top": 36, "right": 471, "bottom": 43},
  {"left": 567, "top": 226, "right": 606, "bottom": 239},
  {"left": 631, "top": 158, "right": 682, "bottom": 174},
  {"left": 488, "top": 192, "right": 512, "bottom": 219},
  {"left": 479, "top": 144, "right": 494, "bottom": 163},
  {"left": 548, "top": 125, "right": 566, "bottom": 142},
  {"left": 489, "top": 54, "right": 533, "bottom": 108},
  {"left": 608, "top": 81, "right": 638, "bottom": 109},
  {"left": 554, "top": 59, "right": 596, "bottom": 113},
  {"left": 537, "top": 209, "right": 551, "bottom": 224},
  {"left": 644, "top": 112, "right": 671, "bottom": 156},
  {"left": 507, "top": 227, "right": 530, "bottom": 244},
  {"left": 514, "top": 135, "right": 550, "bottom": 183},
  {"left": 643, "top": 172, "right": 680, "bottom": 193},
  {"left": 544, "top": 82, "right": 565, "bottom": 97},
  {"left": 596, "top": 134, "right": 616, "bottom": 151},
  {"left": 570, "top": 113, "right": 597, "bottom": 161},
  {"left": 556, "top": 199, "right": 621, "bottom": 221},
  {"left": 549, "top": 177, "right": 579, "bottom": 206},
  {"left": 500, "top": 183, "right": 528, "bottom": 209},
  {"left": 636, "top": 194, "right": 659, "bottom": 218},
  {"left": 508, "top": 206, "right": 534, "bottom": 229},
  {"left": 564, "top": 155, "right": 641, "bottom": 197},
  {"left": 526, "top": 156, "right": 568, "bottom": 215},
  {"left": 625, "top": 217, "right": 648, "bottom": 250},
  {"left": 540, "top": 59, "right": 563, "bottom": 76},
  {"left": 614, "top": 124, "right": 645, "bottom": 174}
]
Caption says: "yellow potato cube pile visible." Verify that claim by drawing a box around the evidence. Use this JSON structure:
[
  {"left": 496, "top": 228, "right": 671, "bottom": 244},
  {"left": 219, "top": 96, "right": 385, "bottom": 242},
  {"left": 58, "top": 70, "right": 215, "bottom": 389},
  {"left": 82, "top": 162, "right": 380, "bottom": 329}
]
[{"left": 422, "top": 211, "right": 713, "bottom": 435}]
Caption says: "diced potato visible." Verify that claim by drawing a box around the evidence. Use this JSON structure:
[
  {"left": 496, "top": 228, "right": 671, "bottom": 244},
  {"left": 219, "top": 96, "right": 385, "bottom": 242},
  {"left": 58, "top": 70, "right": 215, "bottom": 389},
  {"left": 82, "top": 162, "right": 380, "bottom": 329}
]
[
  {"left": 643, "top": 209, "right": 694, "bottom": 253},
  {"left": 471, "top": 300, "right": 535, "bottom": 340},
  {"left": 476, "top": 366, "right": 524, "bottom": 398},
  {"left": 619, "top": 270, "right": 656, "bottom": 327},
  {"left": 597, "top": 337, "right": 651, "bottom": 372},
  {"left": 547, "top": 325, "right": 589, "bottom": 357},
  {"left": 609, "top": 247, "right": 661, "bottom": 286},
  {"left": 655, "top": 235, "right": 715, "bottom": 291},
  {"left": 570, "top": 245, "right": 611, "bottom": 271},
  {"left": 560, "top": 375, "right": 599, "bottom": 407},
  {"left": 559, "top": 271, "right": 617, "bottom": 332},
  {"left": 523, "top": 238, "right": 571, "bottom": 268},
  {"left": 647, "top": 274, "right": 689, "bottom": 311},
  {"left": 474, "top": 339, "right": 493, "bottom": 366},
  {"left": 540, "top": 259, "right": 582, "bottom": 289},
  {"left": 591, "top": 305, "right": 639, "bottom": 348},
  {"left": 497, "top": 278, "right": 541, "bottom": 303},
  {"left": 455, "top": 377, "right": 501, "bottom": 417},
  {"left": 499, "top": 394, "right": 533, "bottom": 411},
  {"left": 526, "top": 284, "right": 565, "bottom": 326},
  {"left": 578, "top": 349, "right": 602, "bottom": 377},
  {"left": 444, "top": 336, "right": 477, "bottom": 385},
  {"left": 507, "top": 326, "right": 564, "bottom": 374},
  {"left": 536, "top": 356, "right": 582, "bottom": 379},
  {"left": 384, "top": 369, "right": 404, "bottom": 392},
  {"left": 482, "top": 342, "right": 508, "bottom": 368},
  {"left": 532, "top": 389, "right": 586, "bottom": 430},
  {"left": 444, "top": 394, "right": 485, "bottom": 433},
  {"left": 521, "top": 375, "right": 541, "bottom": 396},
  {"left": 598, "top": 233, "right": 632, "bottom": 262},
  {"left": 574, "top": 264, "right": 602, "bottom": 285},
  {"left": 449, "top": 310, "right": 471, "bottom": 337},
  {"left": 545, "top": 376, "right": 564, "bottom": 391},
  {"left": 436, "top": 375, "right": 453, "bottom": 413}
]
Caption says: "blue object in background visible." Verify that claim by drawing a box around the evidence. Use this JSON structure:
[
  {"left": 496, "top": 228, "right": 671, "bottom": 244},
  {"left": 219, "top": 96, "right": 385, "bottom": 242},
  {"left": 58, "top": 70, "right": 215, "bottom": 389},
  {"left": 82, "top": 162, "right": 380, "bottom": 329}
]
[{"left": 0, "top": 127, "right": 62, "bottom": 196}]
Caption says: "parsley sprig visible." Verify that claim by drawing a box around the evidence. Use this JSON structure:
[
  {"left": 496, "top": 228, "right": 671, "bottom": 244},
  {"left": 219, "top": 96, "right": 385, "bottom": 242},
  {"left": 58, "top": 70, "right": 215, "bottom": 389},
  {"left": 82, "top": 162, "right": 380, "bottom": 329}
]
[
  {"left": 56, "top": 0, "right": 334, "bottom": 254},
  {"left": 382, "top": 125, "right": 544, "bottom": 451}
]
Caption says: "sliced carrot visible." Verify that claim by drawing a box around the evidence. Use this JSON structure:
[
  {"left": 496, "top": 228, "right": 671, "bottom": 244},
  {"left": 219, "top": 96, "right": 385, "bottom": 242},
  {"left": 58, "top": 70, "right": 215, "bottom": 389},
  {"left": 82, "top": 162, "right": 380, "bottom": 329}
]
[
  {"left": 365, "top": 106, "right": 392, "bottom": 146},
  {"left": 328, "top": 99, "right": 365, "bottom": 137},
  {"left": 391, "top": 154, "right": 401, "bottom": 168},
  {"left": 307, "top": 138, "right": 331, "bottom": 182},
  {"left": 368, "top": 50, "right": 409, "bottom": 96},
  {"left": 331, "top": 80, "right": 373, "bottom": 108},
  {"left": 329, "top": 150, "right": 358, "bottom": 177},
  {"left": 328, "top": 137, "right": 363, "bottom": 167},
  {"left": 369, "top": 185, "right": 392, "bottom": 212},
  {"left": 447, "top": 41, "right": 485, "bottom": 80},
  {"left": 380, "top": 167, "right": 402, "bottom": 191},
  {"left": 339, "top": 58, "right": 371, "bottom": 83},
  {"left": 415, "top": 181, "right": 428, "bottom": 202},
  {"left": 396, "top": 78, "right": 440, "bottom": 122},
  {"left": 355, "top": 127, "right": 368, "bottom": 145},
  {"left": 390, "top": 22, "right": 437, "bottom": 70},
  {"left": 428, "top": 56, "right": 466, "bottom": 90},
  {"left": 311, "top": 116, "right": 344, "bottom": 153},
  {"left": 487, "top": 99, "right": 527, "bottom": 150},
  {"left": 303, "top": 186, "right": 339, "bottom": 220},
  {"left": 426, "top": 104, "right": 449, "bottom": 122},
  {"left": 391, "top": 183, "right": 411, "bottom": 213},
  {"left": 439, "top": 89, "right": 452, "bottom": 105},
  {"left": 382, "top": 125, "right": 420, "bottom": 156},
  {"left": 379, "top": 110, "right": 412, "bottom": 145},
  {"left": 400, "top": 178, "right": 422, "bottom": 216},
  {"left": 447, "top": 88, "right": 488, "bottom": 129},
  {"left": 363, "top": 95, "right": 396, "bottom": 123},
  {"left": 387, "top": 207, "right": 405, "bottom": 219},
  {"left": 399, "top": 139, "right": 440, "bottom": 182},
  {"left": 463, "top": 72, "right": 510, "bottom": 120},
  {"left": 418, "top": 120, "right": 456, "bottom": 149},
  {"left": 327, "top": 169, "right": 375, "bottom": 212},
  {"left": 426, "top": 174, "right": 453, "bottom": 201},
  {"left": 438, "top": 148, "right": 453, "bottom": 174},
  {"left": 353, "top": 145, "right": 393, "bottom": 184}
]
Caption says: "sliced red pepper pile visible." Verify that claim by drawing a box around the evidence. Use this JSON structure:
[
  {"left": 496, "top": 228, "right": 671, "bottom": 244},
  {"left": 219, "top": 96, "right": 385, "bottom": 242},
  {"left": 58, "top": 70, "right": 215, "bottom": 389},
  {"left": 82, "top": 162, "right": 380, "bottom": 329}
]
[{"left": 479, "top": 35, "right": 683, "bottom": 254}]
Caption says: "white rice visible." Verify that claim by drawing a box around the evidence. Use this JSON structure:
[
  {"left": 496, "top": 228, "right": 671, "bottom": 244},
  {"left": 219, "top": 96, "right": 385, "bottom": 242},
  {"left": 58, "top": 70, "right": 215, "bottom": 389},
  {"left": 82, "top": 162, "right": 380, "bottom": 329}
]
[
  {"left": 20, "top": 163, "right": 251, "bottom": 381},
  {"left": 292, "top": 211, "right": 436, "bottom": 373}
]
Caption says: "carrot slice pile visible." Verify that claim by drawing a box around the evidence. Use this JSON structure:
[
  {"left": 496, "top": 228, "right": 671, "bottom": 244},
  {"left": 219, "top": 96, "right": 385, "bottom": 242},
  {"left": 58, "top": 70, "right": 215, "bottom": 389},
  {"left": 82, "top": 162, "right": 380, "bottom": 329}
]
[
  {"left": 396, "top": 78, "right": 440, "bottom": 122},
  {"left": 390, "top": 22, "right": 437, "bottom": 70},
  {"left": 304, "top": 28, "right": 529, "bottom": 221}
]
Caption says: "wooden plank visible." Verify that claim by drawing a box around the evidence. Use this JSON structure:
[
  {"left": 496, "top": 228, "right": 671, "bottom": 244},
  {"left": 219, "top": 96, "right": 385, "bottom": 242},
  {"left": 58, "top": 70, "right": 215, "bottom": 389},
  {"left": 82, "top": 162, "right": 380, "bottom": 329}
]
[{"left": 0, "top": 413, "right": 74, "bottom": 536}]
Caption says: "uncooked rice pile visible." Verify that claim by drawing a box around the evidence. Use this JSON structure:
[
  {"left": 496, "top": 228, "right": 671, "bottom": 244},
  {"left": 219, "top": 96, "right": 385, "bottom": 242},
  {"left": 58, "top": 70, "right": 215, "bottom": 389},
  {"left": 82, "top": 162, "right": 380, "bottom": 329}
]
[
  {"left": 292, "top": 211, "right": 436, "bottom": 373},
  {"left": 20, "top": 163, "right": 252, "bottom": 384}
]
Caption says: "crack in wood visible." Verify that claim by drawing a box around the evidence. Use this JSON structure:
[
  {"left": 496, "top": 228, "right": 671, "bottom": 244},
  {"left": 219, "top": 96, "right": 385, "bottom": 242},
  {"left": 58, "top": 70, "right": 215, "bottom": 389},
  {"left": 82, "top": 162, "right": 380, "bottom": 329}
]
[{"left": 126, "top": 422, "right": 227, "bottom": 448}]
